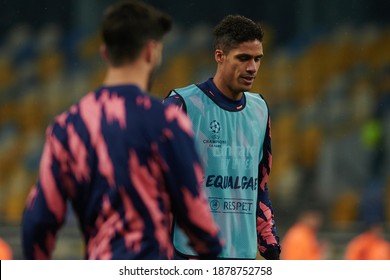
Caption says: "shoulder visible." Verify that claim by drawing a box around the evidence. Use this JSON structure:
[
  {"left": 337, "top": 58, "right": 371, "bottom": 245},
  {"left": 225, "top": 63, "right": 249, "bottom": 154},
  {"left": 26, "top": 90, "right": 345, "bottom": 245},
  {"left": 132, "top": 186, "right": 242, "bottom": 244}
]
[
  {"left": 245, "top": 92, "right": 267, "bottom": 104},
  {"left": 245, "top": 92, "right": 269, "bottom": 112},
  {"left": 173, "top": 84, "right": 199, "bottom": 94},
  {"left": 163, "top": 84, "right": 200, "bottom": 112},
  {"left": 163, "top": 92, "right": 185, "bottom": 108},
  {"left": 166, "top": 84, "right": 201, "bottom": 99}
]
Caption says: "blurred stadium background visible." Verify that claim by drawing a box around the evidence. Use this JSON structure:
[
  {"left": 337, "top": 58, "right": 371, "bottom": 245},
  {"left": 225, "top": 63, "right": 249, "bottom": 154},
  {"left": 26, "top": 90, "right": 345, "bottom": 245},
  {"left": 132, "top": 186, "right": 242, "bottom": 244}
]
[{"left": 1, "top": 0, "right": 390, "bottom": 259}]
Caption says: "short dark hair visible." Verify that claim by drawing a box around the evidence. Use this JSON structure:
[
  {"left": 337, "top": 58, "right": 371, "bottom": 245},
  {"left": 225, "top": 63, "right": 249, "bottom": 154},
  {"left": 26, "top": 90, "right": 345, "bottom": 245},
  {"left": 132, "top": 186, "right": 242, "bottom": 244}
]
[
  {"left": 213, "top": 15, "right": 264, "bottom": 53},
  {"left": 101, "top": 0, "right": 172, "bottom": 66}
]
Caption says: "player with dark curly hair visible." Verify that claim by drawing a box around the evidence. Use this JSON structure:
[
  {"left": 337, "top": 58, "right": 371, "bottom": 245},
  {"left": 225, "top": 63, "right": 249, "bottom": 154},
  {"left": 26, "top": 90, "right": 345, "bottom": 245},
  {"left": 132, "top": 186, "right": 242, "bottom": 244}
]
[
  {"left": 21, "top": 0, "right": 222, "bottom": 260},
  {"left": 163, "top": 15, "right": 281, "bottom": 260}
]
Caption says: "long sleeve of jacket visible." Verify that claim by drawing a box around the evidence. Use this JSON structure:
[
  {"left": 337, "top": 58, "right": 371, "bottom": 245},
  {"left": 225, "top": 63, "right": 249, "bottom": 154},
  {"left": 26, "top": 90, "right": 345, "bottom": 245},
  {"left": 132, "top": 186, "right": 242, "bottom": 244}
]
[
  {"left": 256, "top": 115, "right": 281, "bottom": 259},
  {"left": 21, "top": 125, "right": 68, "bottom": 259}
]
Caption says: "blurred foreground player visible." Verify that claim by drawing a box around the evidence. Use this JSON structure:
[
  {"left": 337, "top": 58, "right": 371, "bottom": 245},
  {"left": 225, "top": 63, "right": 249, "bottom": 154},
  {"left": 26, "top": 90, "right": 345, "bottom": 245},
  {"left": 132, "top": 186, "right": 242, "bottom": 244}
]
[{"left": 21, "top": 0, "right": 222, "bottom": 260}]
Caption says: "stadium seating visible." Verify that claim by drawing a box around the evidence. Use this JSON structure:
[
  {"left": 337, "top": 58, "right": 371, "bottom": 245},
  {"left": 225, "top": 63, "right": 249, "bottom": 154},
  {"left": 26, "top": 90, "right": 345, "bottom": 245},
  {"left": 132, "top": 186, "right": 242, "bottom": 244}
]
[{"left": 1, "top": 21, "right": 390, "bottom": 259}]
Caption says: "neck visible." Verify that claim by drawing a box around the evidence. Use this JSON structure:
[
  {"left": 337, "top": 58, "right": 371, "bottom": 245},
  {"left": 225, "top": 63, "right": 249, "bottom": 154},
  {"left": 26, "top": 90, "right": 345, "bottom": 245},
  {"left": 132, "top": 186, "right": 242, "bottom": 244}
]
[
  {"left": 213, "top": 74, "right": 243, "bottom": 101},
  {"left": 103, "top": 62, "right": 149, "bottom": 91}
]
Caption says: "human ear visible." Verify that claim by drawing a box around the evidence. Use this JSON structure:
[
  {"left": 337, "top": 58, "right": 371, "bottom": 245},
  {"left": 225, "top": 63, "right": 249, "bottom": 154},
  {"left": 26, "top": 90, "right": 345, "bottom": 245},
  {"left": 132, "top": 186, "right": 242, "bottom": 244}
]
[
  {"left": 99, "top": 44, "right": 110, "bottom": 63},
  {"left": 215, "top": 49, "right": 224, "bottom": 63}
]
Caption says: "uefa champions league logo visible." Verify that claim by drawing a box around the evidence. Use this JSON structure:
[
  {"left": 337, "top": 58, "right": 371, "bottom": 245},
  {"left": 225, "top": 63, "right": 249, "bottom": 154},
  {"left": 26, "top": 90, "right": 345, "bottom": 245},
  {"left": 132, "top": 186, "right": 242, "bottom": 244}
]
[
  {"left": 204, "top": 120, "right": 225, "bottom": 146},
  {"left": 209, "top": 120, "right": 221, "bottom": 134}
]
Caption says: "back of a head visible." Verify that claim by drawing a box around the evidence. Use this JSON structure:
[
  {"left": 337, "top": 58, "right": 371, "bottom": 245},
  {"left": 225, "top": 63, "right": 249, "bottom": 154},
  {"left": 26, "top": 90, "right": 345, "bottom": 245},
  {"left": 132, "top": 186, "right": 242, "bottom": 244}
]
[
  {"left": 364, "top": 220, "right": 385, "bottom": 236},
  {"left": 101, "top": 0, "right": 172, "bottom": 66},
  {"left": 298, "top": 208, "right": 323, "bottom": 231},
  {"left": 213, "top": 15, "right": 264, "bottom": 53}
]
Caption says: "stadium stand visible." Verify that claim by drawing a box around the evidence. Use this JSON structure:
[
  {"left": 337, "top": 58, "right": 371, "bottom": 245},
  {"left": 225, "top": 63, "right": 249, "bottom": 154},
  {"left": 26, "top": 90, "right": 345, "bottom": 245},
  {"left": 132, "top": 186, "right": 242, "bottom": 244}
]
[{"left": 1, "top": 21, "right": 390, "bottom": 259}]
